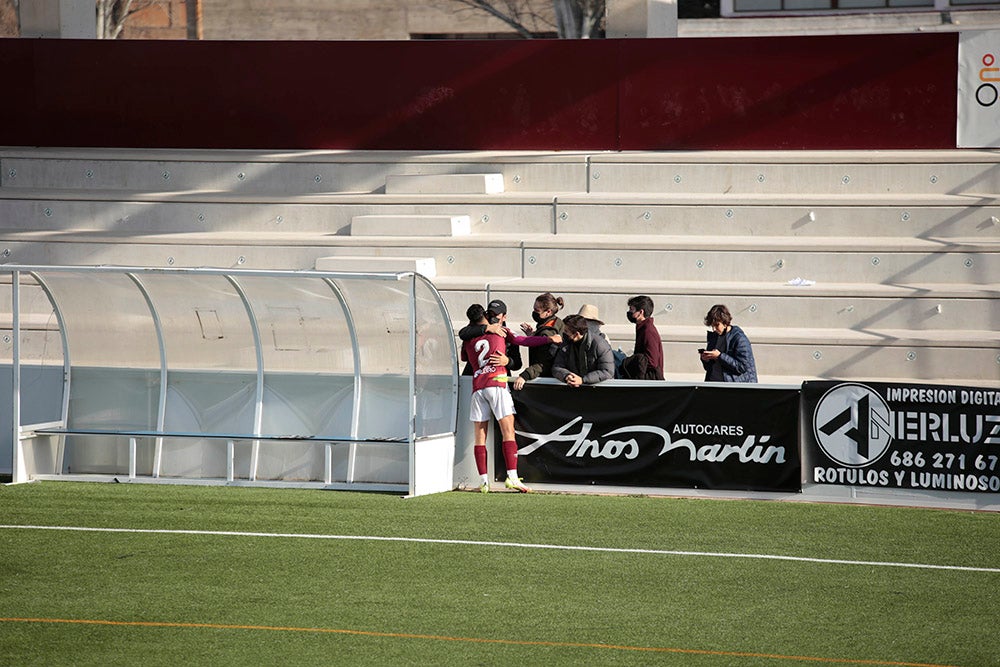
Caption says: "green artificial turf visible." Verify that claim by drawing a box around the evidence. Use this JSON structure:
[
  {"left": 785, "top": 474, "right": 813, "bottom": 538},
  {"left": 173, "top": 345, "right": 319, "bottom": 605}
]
[{"left": 1, "top": 482, "right": 998, "bottom": 666}]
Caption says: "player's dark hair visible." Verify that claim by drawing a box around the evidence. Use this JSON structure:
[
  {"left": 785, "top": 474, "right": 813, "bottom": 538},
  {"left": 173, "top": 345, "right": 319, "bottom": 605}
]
[{"left": 466, "top": 303, "right": 486, "bottom": 323}]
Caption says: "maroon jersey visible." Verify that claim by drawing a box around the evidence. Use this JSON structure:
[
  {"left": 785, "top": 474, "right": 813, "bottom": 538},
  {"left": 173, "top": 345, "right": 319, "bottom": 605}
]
[{"left": 464, "top": 333, "right": 508, "bottom": 392}]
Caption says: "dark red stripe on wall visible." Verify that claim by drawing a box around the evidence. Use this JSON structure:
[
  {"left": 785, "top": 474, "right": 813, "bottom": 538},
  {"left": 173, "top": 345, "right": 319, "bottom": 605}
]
[{"left": 0, "top": 33, "right": 957, "bottom": 150}]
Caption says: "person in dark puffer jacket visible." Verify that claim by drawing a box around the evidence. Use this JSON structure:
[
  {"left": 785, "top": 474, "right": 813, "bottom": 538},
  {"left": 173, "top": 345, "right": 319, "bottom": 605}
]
[{"left": 700, "top": 304, "right": 758, "bottom": 383}]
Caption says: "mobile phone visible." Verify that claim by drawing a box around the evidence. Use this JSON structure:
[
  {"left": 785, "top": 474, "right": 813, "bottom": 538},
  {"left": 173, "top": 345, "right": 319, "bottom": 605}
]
[{"left": 697, "top": 348, "right": 705, "bottom": 354}]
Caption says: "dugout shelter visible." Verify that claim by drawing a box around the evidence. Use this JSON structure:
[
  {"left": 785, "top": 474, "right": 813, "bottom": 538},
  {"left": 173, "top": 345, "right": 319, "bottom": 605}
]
[{"left": 2, "top": 265, "right": 458, "bottom": 496}]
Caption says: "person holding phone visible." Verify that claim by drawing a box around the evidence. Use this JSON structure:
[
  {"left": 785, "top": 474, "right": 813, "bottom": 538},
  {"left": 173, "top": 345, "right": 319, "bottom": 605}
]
[{"left": 700, "top": 304, "right": 758, "bottom": 383}]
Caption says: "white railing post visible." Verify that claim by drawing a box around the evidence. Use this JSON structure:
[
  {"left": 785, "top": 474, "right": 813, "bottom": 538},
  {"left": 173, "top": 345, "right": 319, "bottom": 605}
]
[{"left": 128, "top": 437, "right": 137, "bottom": 480}]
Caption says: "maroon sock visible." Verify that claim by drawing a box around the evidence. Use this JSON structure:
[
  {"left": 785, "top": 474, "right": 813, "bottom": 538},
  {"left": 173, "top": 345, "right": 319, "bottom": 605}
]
[
  {"left": 502, "top": 440, "right": 519, "bottom": 473},
  {"left": 474, "top": 445, "right": 488, "bottom": 475}
]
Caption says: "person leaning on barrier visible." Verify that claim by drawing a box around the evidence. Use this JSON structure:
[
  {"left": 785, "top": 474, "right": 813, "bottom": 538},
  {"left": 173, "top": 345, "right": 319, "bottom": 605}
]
[
  {"left": 700, "top": 304, "right": 758, "bottom": 383},
  {"left": 511, "top": 292, "right": 565, "bottom": 390},
  {"left": 552, "top": 314, "right": 615, "bottom": 387}
]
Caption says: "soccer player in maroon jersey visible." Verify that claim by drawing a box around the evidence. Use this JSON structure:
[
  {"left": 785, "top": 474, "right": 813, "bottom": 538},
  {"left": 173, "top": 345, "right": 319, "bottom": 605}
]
[{"left": 461, "top": 302, "right": 554, "bottom": 493}]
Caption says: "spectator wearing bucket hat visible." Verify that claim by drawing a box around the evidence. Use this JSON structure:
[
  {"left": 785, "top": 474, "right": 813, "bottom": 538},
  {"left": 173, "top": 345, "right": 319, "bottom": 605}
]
[
  {"left": 576, "top": 304, "right": 607, "bottom": 342},
  {"left": 552, "top": 314, "right": 615, "bottom": 387}
]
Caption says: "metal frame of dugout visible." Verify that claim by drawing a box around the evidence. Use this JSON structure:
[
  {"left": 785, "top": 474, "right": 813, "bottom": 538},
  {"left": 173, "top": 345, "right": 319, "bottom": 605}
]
[{"left": 2, "top": 265, "right": 459, "bottom": 497}]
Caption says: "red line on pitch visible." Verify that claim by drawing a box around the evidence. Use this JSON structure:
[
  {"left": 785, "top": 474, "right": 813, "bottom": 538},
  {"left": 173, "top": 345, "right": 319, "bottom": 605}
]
[{"left": 0, "top": 617, "right": 960, "bottom": 667}]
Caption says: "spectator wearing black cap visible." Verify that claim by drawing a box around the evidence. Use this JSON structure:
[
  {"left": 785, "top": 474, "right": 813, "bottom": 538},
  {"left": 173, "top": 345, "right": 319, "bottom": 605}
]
[
  {"left": 457, "top": 298, "right": 523, "bottom": 376},
  {"left": 458, "top": 302, "right": 561, "bottom": 493}
]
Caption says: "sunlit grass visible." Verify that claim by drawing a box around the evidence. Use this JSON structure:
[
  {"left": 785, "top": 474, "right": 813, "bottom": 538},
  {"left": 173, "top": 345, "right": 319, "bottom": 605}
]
[{"left": 1, "top": 482, "right": 998, "bottom": 666}]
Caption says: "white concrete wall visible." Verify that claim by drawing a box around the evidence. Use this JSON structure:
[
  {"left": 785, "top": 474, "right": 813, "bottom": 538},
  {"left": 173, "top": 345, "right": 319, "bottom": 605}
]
[{"left": 1, "top": 147, "right": 997, "bottom": 386}]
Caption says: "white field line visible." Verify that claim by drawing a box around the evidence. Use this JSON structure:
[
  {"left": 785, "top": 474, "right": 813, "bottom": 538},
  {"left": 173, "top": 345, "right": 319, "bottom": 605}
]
[{"left": 2, "top": 524, "right": 999, "bottom": 574}]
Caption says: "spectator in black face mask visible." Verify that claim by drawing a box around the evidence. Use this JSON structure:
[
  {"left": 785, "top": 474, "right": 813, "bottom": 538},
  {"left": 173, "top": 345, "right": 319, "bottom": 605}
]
[
  {"left": 458, "top": 299, "right": 562, "bottom": 377},
  {"left": 512, "top": 292, "right": 565, "bottom": 390},
  {"left": 619, "top": 295, "right": 664, "bottom": 380}
]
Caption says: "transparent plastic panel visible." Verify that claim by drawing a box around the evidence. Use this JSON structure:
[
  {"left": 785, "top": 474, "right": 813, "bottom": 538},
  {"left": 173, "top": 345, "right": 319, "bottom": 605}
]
[
  {"left": 35, "top": 271, "right": 161, "bottom": 369},
  {"left": 240, "top": 275, "right": 355, "bottom": 433},
  {"left": 140, "top": 274, "right": 258, "bottom": 435},
  {"left": 36, "top": 272, "right": 162, "bottom": 432},
  {"left": 0, "top": 276, "right": 63, "bottom": 367},
  {"left": 141, "top": 274, "right": 257, "bottom": 372},
  {"left": 2, "top": 277, "right": 65, "bottom": 423},
  {"left": 239, "top": 275, "right": 356, "bottom": 478},
  {"left": 0, "top": 276, "right": 65, "bottom": 473},
  {"left": 414, "top": 276, "right": 458, "bottom": 437},
  {"left": 333, "top": 277, "right": 413, "bottom": 440},
  {"left": 63, "top": 368, "right": 160, "bottom": 474}
]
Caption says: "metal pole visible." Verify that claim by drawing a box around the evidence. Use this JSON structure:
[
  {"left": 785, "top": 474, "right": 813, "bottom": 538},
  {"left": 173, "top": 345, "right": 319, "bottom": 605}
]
[
  {"left": 226, "top": 276, "right": 265, "bottom": 482},
  {"left": 127, "top": 273, "right": 168, "bottom": 478},
  {"left": 129, "top": 437, "right": 137, "bottom": 480},
  {"left": 28, "top": 273, "right": 71, "bottom": 475},
  {"left": 324, "top": 278, "right": 361, "bottom": 484},
  {"left": 408, "top": 273, "right": 417, "bottom": 496},
  {"left": 11, "top": 271, "right": 21, "bottom": 483}
]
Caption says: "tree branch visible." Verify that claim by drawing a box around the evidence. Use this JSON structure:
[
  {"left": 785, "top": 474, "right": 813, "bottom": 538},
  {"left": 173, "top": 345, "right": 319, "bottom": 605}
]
[{"left": 449, "top": 0, "right": 540, "bottom": 38}]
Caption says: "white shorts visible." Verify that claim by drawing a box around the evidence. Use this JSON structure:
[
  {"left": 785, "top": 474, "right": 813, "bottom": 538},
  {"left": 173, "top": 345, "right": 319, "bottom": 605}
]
[{"left": 469, "top": 386, "right": 515, "bottom": 422}]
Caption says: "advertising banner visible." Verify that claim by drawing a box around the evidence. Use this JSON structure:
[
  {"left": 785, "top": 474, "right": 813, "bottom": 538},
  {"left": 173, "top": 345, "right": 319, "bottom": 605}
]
[
  {"left": 804, "top": 381, "right": 1000, "bottom": 493},
  {"left": 958, "top": 30, "right": 1000, "bottom": 147},
  {"left": 508, "top": 384, "right": 800, "bottom": 492}
]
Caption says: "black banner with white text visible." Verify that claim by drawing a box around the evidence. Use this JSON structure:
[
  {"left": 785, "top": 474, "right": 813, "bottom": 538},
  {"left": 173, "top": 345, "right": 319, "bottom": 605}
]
[
  {"left": 803, "top": 381, "right": 1000, "bottom": 493},
  {"left": 508, "top": 383, "right": 801, "bottom": 492}
]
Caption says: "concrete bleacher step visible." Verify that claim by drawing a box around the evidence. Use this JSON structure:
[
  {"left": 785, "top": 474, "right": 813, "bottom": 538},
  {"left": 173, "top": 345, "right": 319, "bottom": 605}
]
[
  {"left": 652, "top": 339, "right": 1000, "bottom": 384},
  {"left": 385, "top": 173, "right": 504, "bottom": 195},
  {"left": 0, "top": 190, "right": 558, "bottom": 236},
  {"left": 552, "top": 196, "right": 1000, "bottom": 240},
  {"left": 586, "top": 150, "right": 1000, "bottom": 195},
  {"left": 436, "top": 278, "right": 999, "bottom": 334},
  {"left": 451, "top": 330, "right": 999, "bottom": 383},
  {"left": 449, "top": 332, "right": 1000, "bottom": 384},
  {"left": 349, "top": 214, "right": 471, "bottom": 237},
  {"left": 3, "top": 146, "right": 998, "bottom": 388},
  {"left": 0, "top": 148, "right": 588, "bottom": 194},
  {"left": 0, "top": 237, "right": 525, "bottom": 279},
  {"left": 518, "top": 246, "right": 999, "bottom": 284},
  {"left": 8, "top": 147, "right": 1000, "bottom": 196},
  {"left": 314, "top": 255, "right": 436, "bottom": 277}
]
